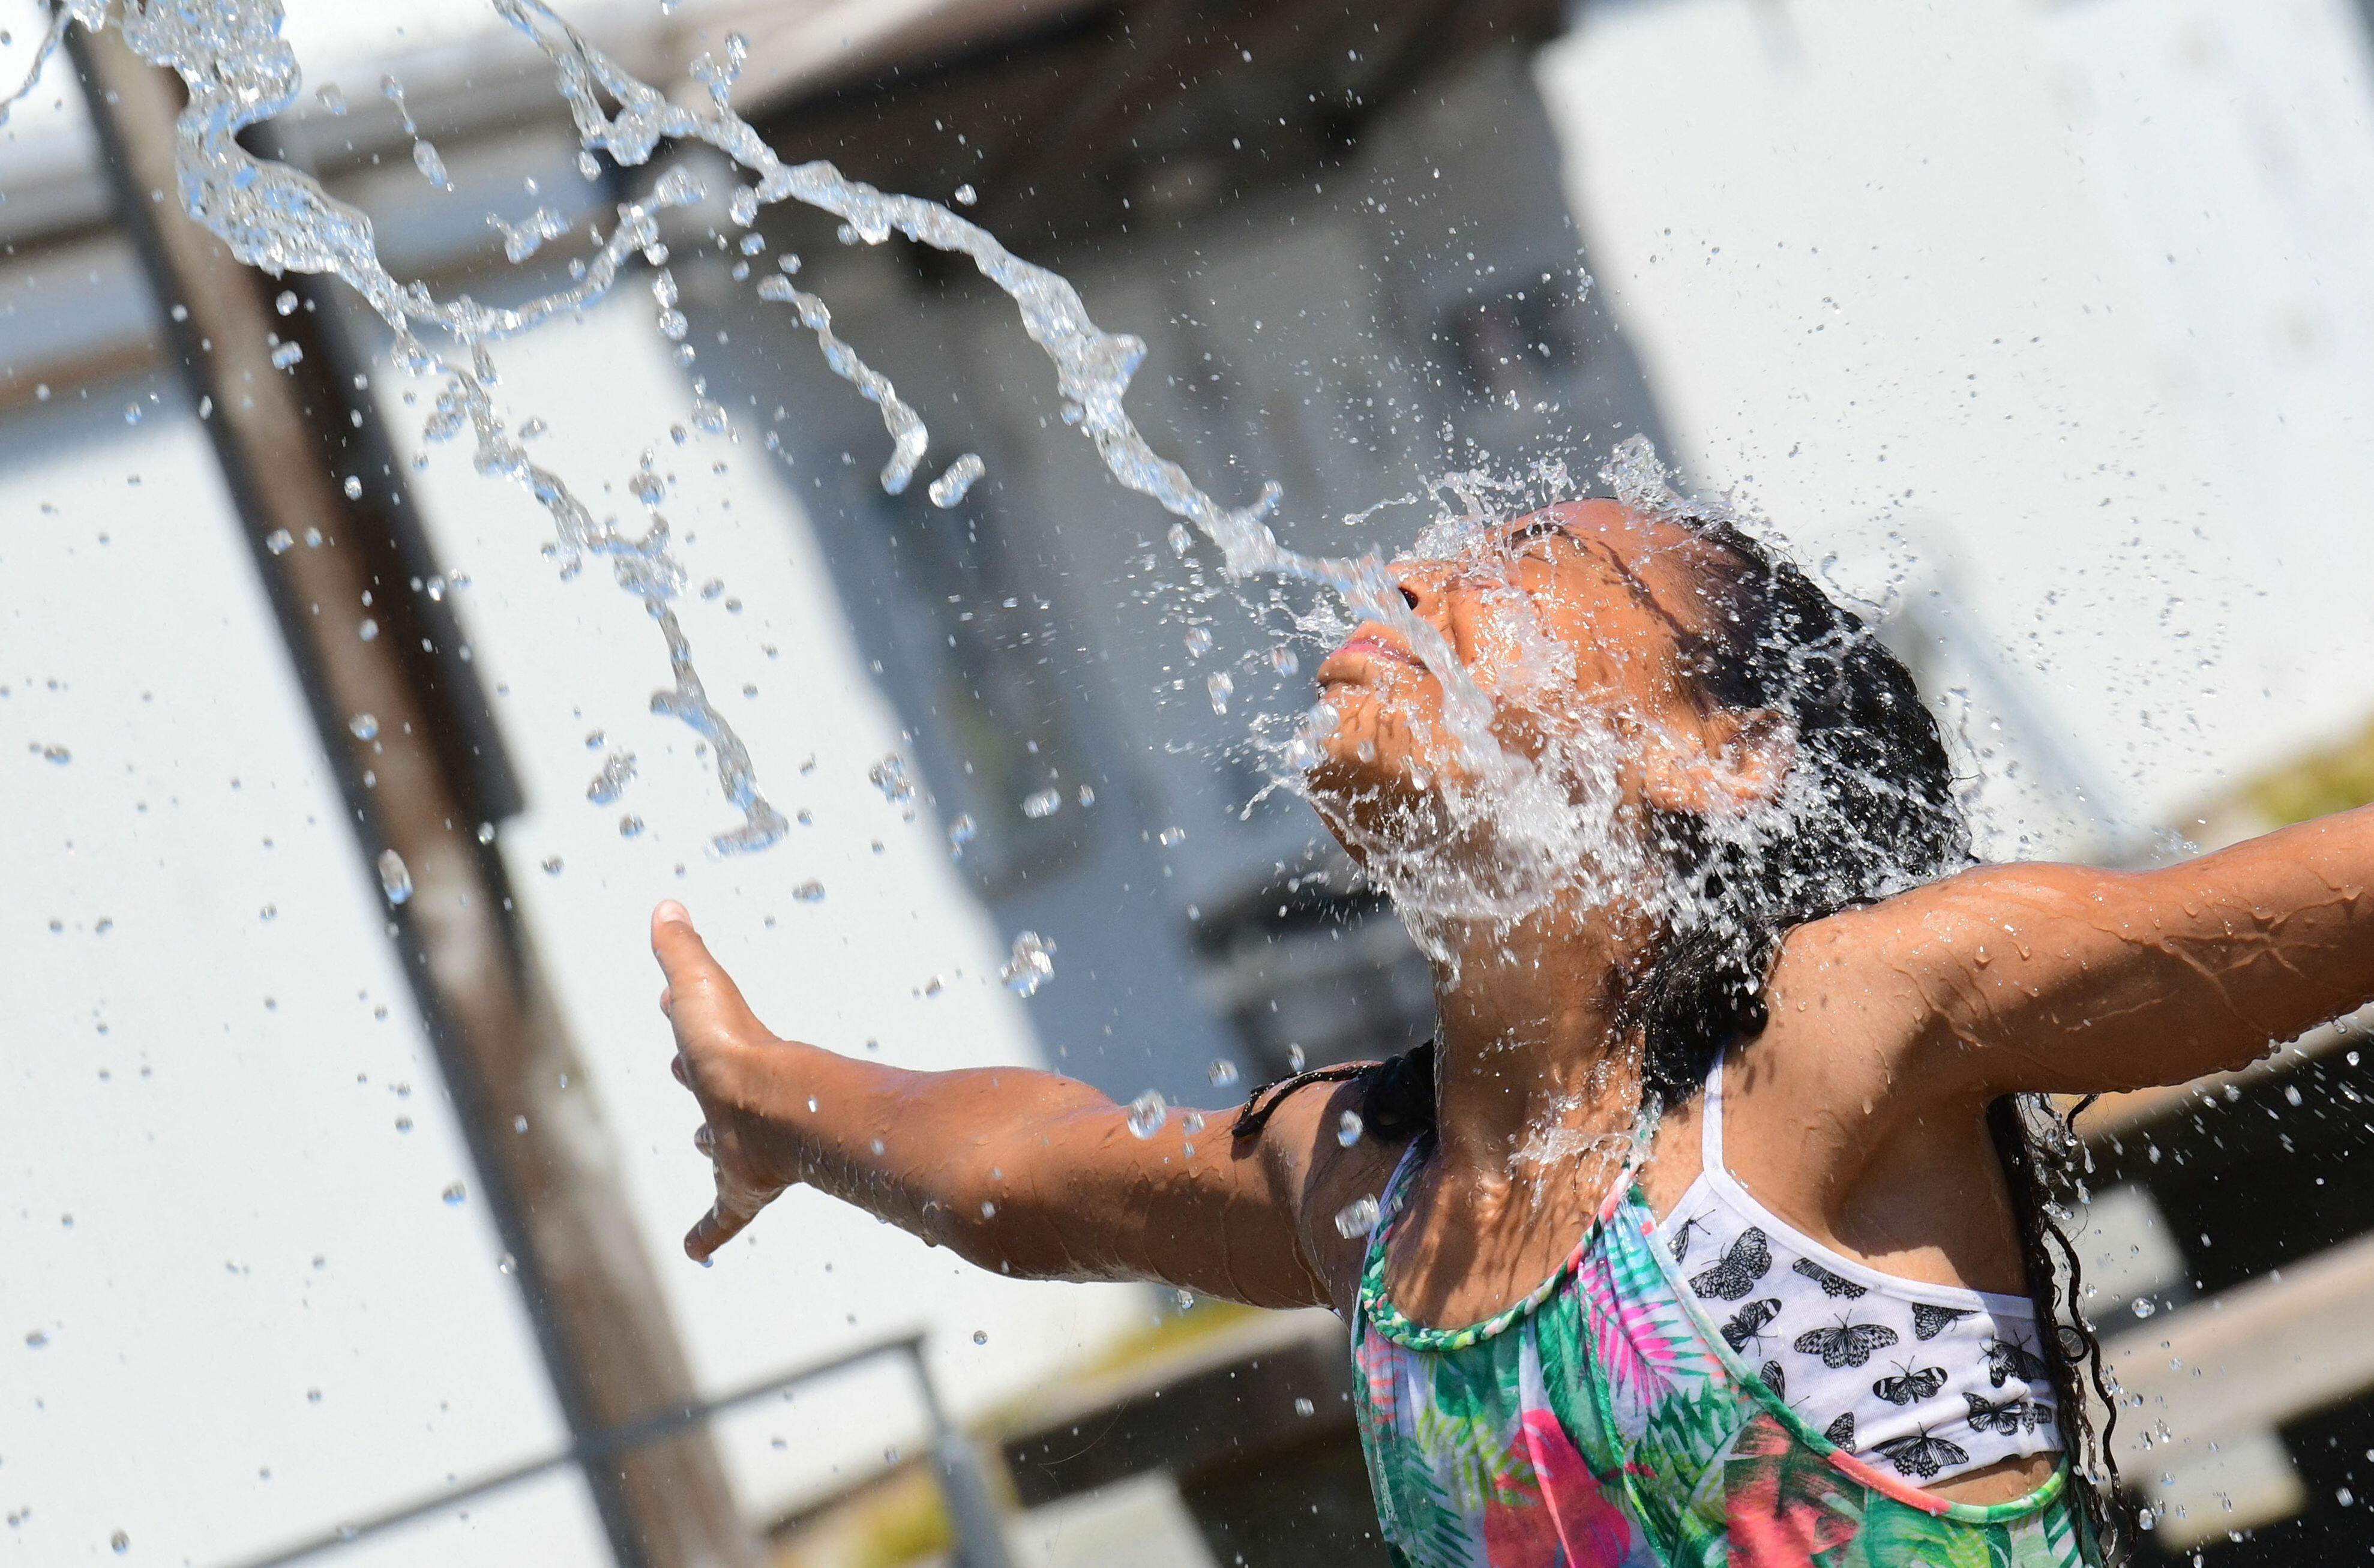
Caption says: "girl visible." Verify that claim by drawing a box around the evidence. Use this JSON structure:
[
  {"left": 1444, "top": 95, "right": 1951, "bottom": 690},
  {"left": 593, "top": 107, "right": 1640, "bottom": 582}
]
[{"left": 652, "top": 498, "right": 2374, "bottom": 1564}]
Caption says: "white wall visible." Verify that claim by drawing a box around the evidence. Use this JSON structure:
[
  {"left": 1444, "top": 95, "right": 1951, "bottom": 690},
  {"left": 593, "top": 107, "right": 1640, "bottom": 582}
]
[{"left": 1540, "top": 0, "right": 2374, "bottom": 849}]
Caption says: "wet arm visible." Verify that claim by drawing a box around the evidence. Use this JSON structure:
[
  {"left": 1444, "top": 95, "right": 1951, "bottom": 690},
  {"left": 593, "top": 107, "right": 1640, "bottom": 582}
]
[
  {"left": 651, "top": 904, "right": 1336, "bottom": 1308},
  {"left": 1861, "top": 806, "right": 2374, "bottom": 1095}
]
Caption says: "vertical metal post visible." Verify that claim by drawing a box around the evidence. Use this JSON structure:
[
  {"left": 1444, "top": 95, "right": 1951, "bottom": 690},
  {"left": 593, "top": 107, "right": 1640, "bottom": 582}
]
[
  {"left": 69, "top": 22, "right": 760, "bottom": 1568},
  {"left": 909, "top": 1344, "right": 1017, "bottom": 1568}
]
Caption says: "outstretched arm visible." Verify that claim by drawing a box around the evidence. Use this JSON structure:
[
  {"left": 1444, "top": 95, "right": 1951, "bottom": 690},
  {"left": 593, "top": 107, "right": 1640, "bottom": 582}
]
[
  {"left": 648, "top": 901, "right": 1372, "bottom": 1309},
  {"left": 1807, "top": 804, "right": 2374, "bottom": 1098}
]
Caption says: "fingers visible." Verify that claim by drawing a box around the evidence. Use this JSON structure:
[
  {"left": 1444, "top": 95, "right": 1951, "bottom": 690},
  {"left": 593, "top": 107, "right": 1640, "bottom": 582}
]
[
  {"left": 649, "top": 900, "right": 765, "bottom": 1044},
  {"left": 684, "top": 1198, "right": 747, "bottom": 1263},
  {"left": 684, "top": 1187, "right": 769, "bottom": 1263}
]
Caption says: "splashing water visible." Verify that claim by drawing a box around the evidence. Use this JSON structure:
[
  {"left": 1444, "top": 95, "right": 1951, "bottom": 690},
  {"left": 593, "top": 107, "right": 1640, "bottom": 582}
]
[
  {"left": 31, "top": 1, "right": 1862, "bottom": 1013},
  {"left": 27, "top": 0, "right": 1542, "bottom": 865},
  {"left": 999, "top": 931, "right": 1055, "bottom": 997},
  {"left": 927, "top": 452, "right": 984, "bottom": 509}
]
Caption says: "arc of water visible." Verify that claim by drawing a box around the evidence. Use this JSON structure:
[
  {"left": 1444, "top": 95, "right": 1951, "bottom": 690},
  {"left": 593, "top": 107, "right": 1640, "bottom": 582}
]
[
  {"left": 33, "top": 0, "right": 1524, "bottom": 856},
  {"left": 487, "top": 0, "right": 1506, "bottom": 763}
]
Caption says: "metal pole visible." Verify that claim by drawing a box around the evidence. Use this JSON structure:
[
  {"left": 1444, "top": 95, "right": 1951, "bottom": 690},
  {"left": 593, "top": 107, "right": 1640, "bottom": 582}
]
[
  {"left": 907, "top": 1345, "right": 1017, "bottom": 1568},
  {"left": 68, "top": 22, "right": 760, "bottom": 1568},
  {"left": 222, "top": 1334, "right": 928, "bottom": 1568}
]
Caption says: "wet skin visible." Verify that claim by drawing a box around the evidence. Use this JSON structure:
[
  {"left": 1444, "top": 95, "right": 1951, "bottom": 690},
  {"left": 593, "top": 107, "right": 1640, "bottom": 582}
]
[{"left": 654, "top": 498, "right": 2374, "bottom": 1507}]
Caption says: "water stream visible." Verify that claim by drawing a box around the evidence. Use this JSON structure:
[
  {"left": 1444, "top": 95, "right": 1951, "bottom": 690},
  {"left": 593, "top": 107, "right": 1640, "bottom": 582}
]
[{"left": 26, "top": 0, "right": 1548, "bottom": 867}]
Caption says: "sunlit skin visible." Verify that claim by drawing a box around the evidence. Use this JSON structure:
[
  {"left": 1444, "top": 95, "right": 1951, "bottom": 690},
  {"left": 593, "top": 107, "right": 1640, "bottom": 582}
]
[{"left": 652, "top": 499, "right": 2374, "bottom": 1507}]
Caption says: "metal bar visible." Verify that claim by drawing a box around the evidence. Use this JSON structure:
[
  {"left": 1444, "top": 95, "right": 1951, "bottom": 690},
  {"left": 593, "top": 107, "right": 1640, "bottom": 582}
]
[
  {"left": 906, "top": 1344, "right": 1018, "bottom": 1568},
  {"left": 222, "top": 1335, "right": 927, "bottom": 1568},
  {"left": 67, "top": 22, "right": 759, "bottom": 1568}
]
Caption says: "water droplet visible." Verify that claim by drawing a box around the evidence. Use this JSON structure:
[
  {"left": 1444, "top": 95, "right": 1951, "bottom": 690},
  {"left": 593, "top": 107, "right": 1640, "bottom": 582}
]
[
  {"left": 343, "top": 476, "right": 363, "bottom": 500},
  {"left": 265, "top": 529, "right": 294, "bottom": 554},
  {"left": 1021, "top": 787, "right": 1062, "bottom": 819},
  {"left": 793, "top": 880, "right": 825, "bottom": 903},
  {"left": 868, "top": 754, "right": 914, "bottom": 808},
  {"left": 1168, "top": 522, "right": 1194, "bottom": 556},
  {"left": 1126, "top": 1091, "right": 1168, "bottom": 1139},
  {"left": 441, "top": 1183, "right": 466, "bottom": 1206},
  {"left": 349, "top": 713, "right": 378, "bottom": 740},
  {"left": 475, "top": 822, "right": 496, "bottom": 845},
  {"left": 1338, "top": 1110, "right": 1363, "bottom": 1147},
  {"left": 394, "top": 1115, "right": 412, "bottom": 1132},
  {"left": 24, "top": 1329, "right": 48, "bottom": 1348},
  {"left": 1183, "top": 626, "right": 1213, "bottom": 657},
  {"left": 1180, "top": 1110, "right": 1204, "bottom": 1135},
  {"left": 954, "top": 183, "right": 977, "bottom": 206},
  {"left": 586, "top": 749, "right": 637, "bottom": 805},
  {"left": 316, "top": 82, "right": 347, "bottom": 115},
  {"left": 259, "top": 903, "right": 277, "bottom": 922},
  {"left": 1158, "top": 826, "right": 1185, "bottom": 847},
  {"left": 274, "top": 289, "right": 299, "bottom": 316},
  {"left": 1287, "top": 1044, "right": 1306, "bottom": 1072},
  {"left": 947, "top": 814, "right": 977, "bottom": 857},
  {"left": 1333, "top": 1196, "right": 1380, "bottom": 1239},
  {"left": 122, "top": 401, "right": 142, "bottom": 425},
  {"left": 269, "top": 340, "right": 304, "bottom": 370},
  {"left": 927, "top": 452, "right": 984, "bottom": 508},
  {"left": 356, "top": 618, "right": 378, "bottom": 642},
  {"left": 1000, "top": 931, "right": 1056, "bottom": 997},
  {"left": 412, "top": 139, "right": 451, "bottom": 190},
  {"left": 1294, "top": 1397, "right": 1315, "bottom": 1417},
  {"left": 1207, "top": 672, "right": 1233, "bottom": 715},
  {"left": 1207, "top": 1059, "right": 1239, "bottom": 1088},
  {"left": 1076, "top": 784, "right": 1095, "bottom": 808},
  {"left": 39, "top": 743, "right": 70, "bottom": 766},
  {"left": 541, "top": 856, "right": 564, "bottom": 876},
  {"left": 111, "top": 1529, "right": 130, "bottom": 1554},
  {"left": 618, "top": 814, "right": 644, "bottom": 838},
  {"left": 1270, "top": 646, "right": 1299, "bottom": 676},
  {"left": 2131, "top": 1297, "right": 2156, "bottom": 1319},
  {"left": 377, "top": 850, "right": 412, "bottom": 906},
  {"left": 972, "top": 1329, "right": 987, "bottom": 1345}
]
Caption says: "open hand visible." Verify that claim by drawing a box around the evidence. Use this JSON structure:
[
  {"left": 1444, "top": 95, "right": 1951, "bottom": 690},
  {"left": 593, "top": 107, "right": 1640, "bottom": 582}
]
[{"left": 651, "top": 900, "right": 798, "bottom": 1263}]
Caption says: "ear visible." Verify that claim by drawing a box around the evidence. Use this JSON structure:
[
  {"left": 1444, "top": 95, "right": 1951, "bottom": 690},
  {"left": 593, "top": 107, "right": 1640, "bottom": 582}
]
[{"left": 1641, "top": 709, "right": 1795, "bottom": 819}]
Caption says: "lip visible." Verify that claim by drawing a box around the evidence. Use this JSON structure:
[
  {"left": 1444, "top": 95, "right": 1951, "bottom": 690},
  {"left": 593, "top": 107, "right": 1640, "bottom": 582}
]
[{"left": 1318, "top": 632, "right": 1428, "bottom": 683}]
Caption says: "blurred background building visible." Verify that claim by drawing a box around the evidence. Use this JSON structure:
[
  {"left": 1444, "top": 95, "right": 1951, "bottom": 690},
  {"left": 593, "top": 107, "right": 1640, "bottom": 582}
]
[{"left": 6, "top": 0, "right": 2374, "bottom": 1563}]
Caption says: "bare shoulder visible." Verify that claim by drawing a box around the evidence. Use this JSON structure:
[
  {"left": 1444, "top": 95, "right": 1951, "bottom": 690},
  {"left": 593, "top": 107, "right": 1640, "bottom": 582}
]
[
  {"left": 1238, "top": 1071, "right": 1416, "bottom": 1312},
  {"left": 1748, "top": 864, "right": 2103, "bottom": 1112}
]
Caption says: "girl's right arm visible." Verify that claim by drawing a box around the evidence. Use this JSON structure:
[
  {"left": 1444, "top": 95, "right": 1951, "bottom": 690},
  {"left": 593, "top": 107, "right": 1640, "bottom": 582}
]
[{"left": 649, "top": 902, "right": 1378, "bottom": 1310}]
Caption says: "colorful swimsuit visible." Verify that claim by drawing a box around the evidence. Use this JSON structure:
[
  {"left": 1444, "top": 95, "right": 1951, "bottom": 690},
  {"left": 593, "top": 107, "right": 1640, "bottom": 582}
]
[{"left": 1348, "top": 1130, "right": 2099, "bottom": 1566}]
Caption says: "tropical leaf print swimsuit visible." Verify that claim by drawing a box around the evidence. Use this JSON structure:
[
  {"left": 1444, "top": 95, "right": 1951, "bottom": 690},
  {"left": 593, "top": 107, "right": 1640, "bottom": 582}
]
[{"left": 1348, "top": 1104, "right": 2099, "bottom": 1566}]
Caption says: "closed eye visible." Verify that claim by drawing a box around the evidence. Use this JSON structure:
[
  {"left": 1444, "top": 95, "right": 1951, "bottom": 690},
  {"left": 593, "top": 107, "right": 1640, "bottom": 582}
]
[{"left": 1508, "top": 517, "right": 1579, "bottom": 565}]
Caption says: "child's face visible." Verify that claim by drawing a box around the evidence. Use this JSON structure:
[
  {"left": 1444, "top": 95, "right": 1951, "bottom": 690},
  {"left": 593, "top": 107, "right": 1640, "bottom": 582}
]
[{"left": 1307, "top": 499, "right": 1768, "bottom": 846}]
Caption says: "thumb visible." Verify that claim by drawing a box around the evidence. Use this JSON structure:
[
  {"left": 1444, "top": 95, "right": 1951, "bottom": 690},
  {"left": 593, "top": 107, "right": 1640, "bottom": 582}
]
[{"left": 650, "top": 901, "right": 764, "bottom": 1042}]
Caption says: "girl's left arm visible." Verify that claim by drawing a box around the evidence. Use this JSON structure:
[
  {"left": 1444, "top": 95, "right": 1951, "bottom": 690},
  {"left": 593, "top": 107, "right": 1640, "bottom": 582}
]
[{"left": 1809, "top": 804, "right": 2374, "bottom": 1097}]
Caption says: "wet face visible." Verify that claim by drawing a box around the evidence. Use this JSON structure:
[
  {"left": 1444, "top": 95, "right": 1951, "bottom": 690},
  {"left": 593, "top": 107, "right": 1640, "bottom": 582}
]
[{"left": 1306, "top": 500, "right": 1787, "bottom": 863}]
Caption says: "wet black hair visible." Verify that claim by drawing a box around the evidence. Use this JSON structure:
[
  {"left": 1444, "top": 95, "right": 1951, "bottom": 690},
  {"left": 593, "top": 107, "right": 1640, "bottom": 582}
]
[{"left": 1237, "top": 508, "right": 2123, "bottom": 1553}]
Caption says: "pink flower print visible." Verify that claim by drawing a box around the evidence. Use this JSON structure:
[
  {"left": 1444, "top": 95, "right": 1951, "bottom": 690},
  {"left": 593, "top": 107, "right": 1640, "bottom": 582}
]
[{"left": 1476, "top": 1408, "right": 1636, "bottom": 1567}]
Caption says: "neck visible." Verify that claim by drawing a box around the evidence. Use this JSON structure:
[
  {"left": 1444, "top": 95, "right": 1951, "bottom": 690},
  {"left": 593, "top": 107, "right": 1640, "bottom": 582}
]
[{"left": 1426, "top": 900, "right": 1654, "bottom": 1188}]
